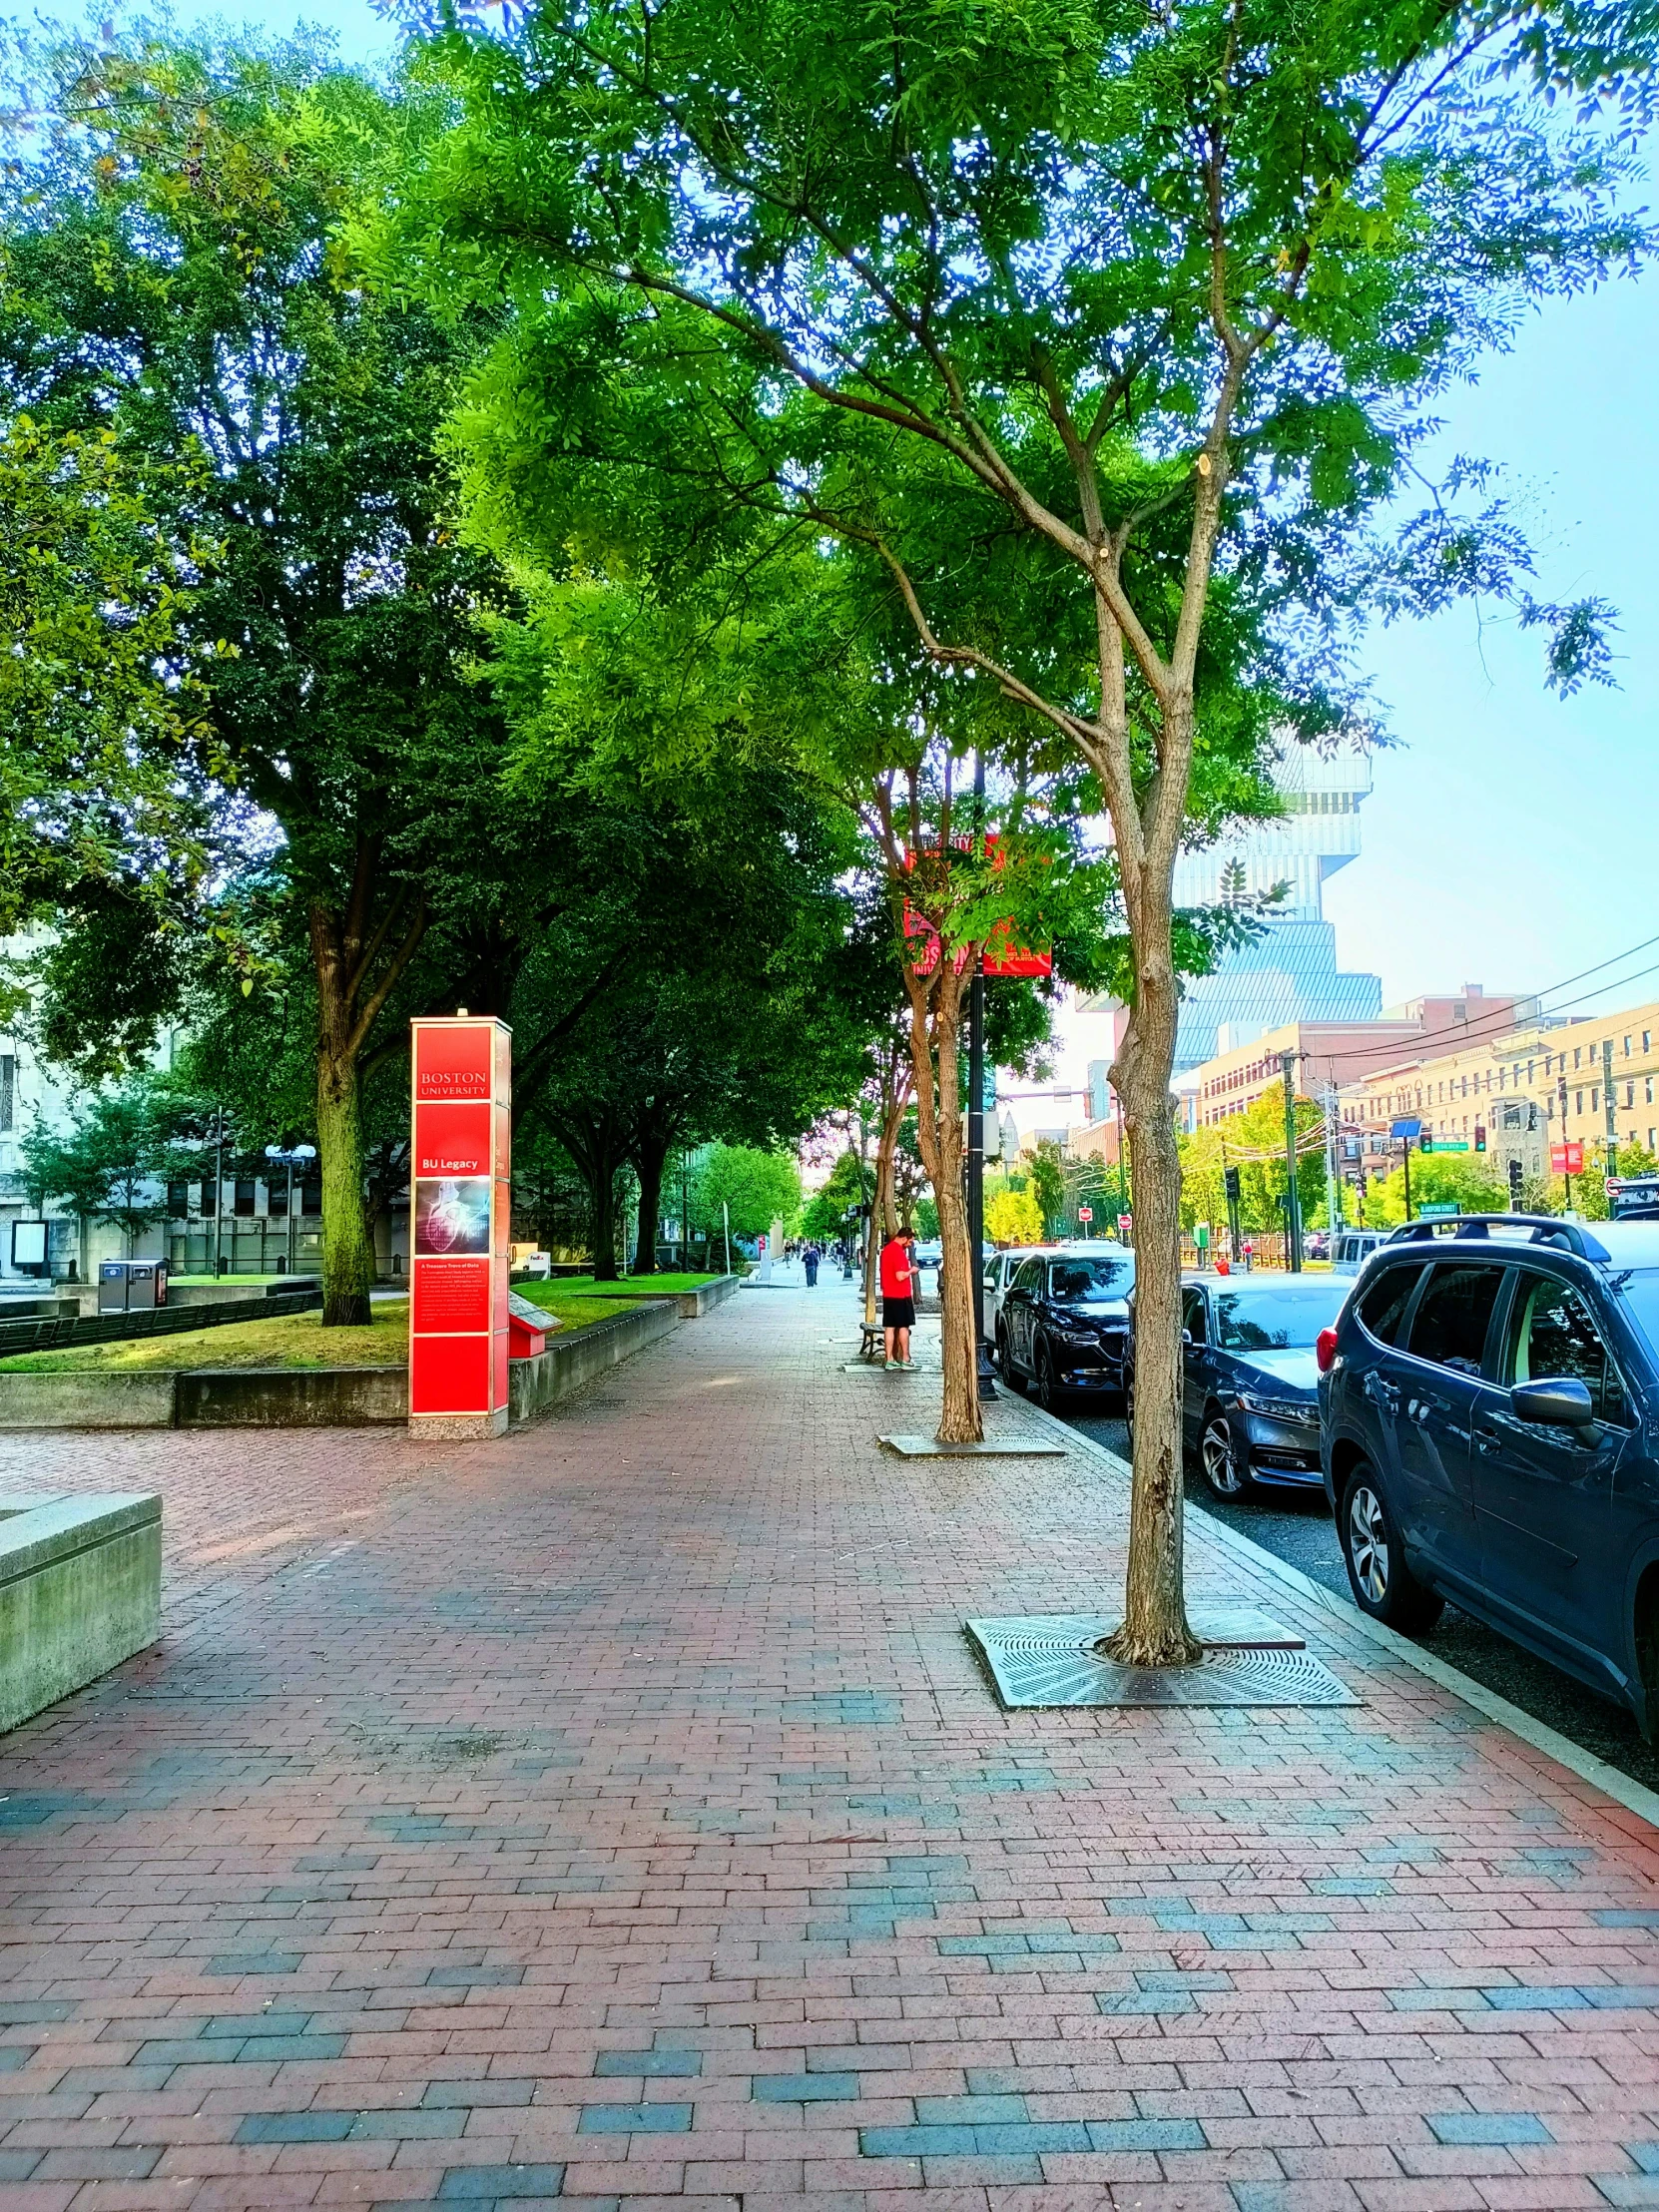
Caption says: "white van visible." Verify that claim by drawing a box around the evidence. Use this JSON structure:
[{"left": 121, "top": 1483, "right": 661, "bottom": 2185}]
[{"left": 1331, "top": 1228, "right": 1388, "bottom": 1276}]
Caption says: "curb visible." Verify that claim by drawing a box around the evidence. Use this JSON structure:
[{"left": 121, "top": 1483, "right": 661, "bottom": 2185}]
[{"left": 1008, "top": 1389, "right": 1659, "bottom": 1839}]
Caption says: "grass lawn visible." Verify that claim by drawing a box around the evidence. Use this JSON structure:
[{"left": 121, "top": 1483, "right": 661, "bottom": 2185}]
[
  {"left": 0, "top": 1292, "right": 638, "bottom": 1373},
  {"left": 513, "top": 1272, "right": 717, "bottom": 1303}
]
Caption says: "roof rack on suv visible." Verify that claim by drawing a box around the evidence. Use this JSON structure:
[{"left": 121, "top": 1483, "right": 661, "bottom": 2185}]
[{"left": 1382, "top": 1214, "right": 1611, "bottom": 1263}]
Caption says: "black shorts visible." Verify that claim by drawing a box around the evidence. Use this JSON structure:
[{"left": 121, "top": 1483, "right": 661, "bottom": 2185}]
[{"left": 883, "top": 1296, "right": 915, "bottom": 1330}]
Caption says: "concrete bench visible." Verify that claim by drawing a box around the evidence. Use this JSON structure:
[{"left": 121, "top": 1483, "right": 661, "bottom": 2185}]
[{"left": 0, "top": 1491, "right": 162, "bottom": 1734}]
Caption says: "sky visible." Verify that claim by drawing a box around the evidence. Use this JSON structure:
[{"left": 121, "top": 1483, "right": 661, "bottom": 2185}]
[{"left": 150, "top": 0, "right": 1659, "bottom": 1117}]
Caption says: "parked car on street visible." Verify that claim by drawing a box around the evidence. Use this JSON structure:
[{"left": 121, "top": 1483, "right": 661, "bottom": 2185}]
[
  {"left": 983, "top": 1247, "right": 1044, "bottom": 1337},
  {"left": 1128, "top": 1272, "right": 1349, "bottom": 1499},
  {"left": 1319, "top": 1214, "right": 1659, "bottom": 1733},
  {"left": 1332, "top": 1228, "right": 1389, "bottom": 1276},
  {"left": 997, "top": 1246, "right": 1136, "bottom": 1407}
]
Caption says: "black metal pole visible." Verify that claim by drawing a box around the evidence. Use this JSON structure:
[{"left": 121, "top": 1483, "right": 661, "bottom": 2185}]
[
  {"left": 1280, "top": 1049, "right": 1303, "bottom": 1271},
  {"left": 968, "top": 752, "right": 995, "bottom": 1396}
]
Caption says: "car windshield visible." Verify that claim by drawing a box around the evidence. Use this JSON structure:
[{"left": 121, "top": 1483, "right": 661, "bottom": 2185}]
[
  {"left": 1616, "top": 1269, "right": 1659, "bottom": 1360},
  {"left": 1212, "top": 1282, "right": 1347, "bottom": 1350},
  {"left": 1049, "top": 1257, "right": 1133, "bottom": 1302}
]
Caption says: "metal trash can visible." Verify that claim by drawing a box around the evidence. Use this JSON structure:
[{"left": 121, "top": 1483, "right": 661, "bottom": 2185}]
[{"left": 97, "top": 1261, "right": 169, "bottom": 1313}]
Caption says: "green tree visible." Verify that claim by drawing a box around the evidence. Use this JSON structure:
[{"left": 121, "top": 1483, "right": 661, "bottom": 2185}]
[
  {"left": 408, "top": 0, "right": 1652, "bottom": 1660},
  {"left": 0, "top": 33, "right": 518, "bottom": 1324},
  {"left": 985, "top": 1187, "right": 1043, "bottom": 1249},
  {"left": 19, "top": 1076, "right": 192, "bottom": 1258},
  {"left": 1025, "top": 1141, "right": 1065, "bottom": 1239},
  {"left": 1365, "top": 1151, "right": 1511, "bottom": 1227},
  {"left": 694, "top": 1145, "right": 803, "bottom": 1245},
  {"left": 801, "top": 1151, "right": 868, "bottom": 1245},
  {"left": 0, "top": 416, "right": 224, "bottom": 939}
]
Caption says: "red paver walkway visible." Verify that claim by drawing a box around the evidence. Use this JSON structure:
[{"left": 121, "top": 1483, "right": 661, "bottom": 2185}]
[{"left": 3, "top": 1284, "right": 1659, "bottom": 2211}]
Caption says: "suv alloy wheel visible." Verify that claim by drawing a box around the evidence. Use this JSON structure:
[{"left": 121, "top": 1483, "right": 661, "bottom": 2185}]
[
  {"left": 1034, "top": 1341, "right": 1060, "bottom": 1411},
  {"left": 1340, "top": 1462, "right": 1444, "bottom": 1633}
]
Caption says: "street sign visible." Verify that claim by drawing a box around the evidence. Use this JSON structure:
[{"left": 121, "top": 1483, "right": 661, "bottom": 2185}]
[
  {"left": 1550, "top": 1141, "right": 1584, "bottom": 1176},
  {"left": 1434, "top": 1140, "right": 1469, "bottom": 1153},
  {"left": 1418, "top": 1202, "right": 1460, "bottom": 1218},
  {"left": 1077, "top": 1205, "right": 1093, "bottom": 1223},
  {"left": 1194, "top": 1222, "right": 1210, "bottom": 1249},
  {"left": 1607, "top": 1176, "right": 1623, "bottom": 1196},
  {"left": 1117, "top": 1213, "right": 1133, "bottom": 1240}
]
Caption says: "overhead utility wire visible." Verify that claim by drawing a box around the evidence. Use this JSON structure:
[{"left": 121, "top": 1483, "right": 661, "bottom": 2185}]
[{"left": 1317, "top": 931, "right": 1659, "bottom": 1070}]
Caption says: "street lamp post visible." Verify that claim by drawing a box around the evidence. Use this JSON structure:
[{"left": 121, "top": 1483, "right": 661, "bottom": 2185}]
[
  {"left": 265, "top": 1144, "right": 317, "bottom": 1274},
  {"left": 1280, "top": 1050, "right": 1303, "bottom": 1272}
]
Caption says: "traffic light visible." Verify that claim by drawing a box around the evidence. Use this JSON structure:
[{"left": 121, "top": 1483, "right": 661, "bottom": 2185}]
[
  {"left": 1418, "top": 1133, "right": 1433, "bottom": 1154},
  {"left": 1474, "top": 1125, "right": 1486, "bottom": 1153},
  {"left": 1508, "top": 1158, "right": 1523, "bottom": 1207},
  {"left": 1223, "top": 1166, "right": 1241, "bottom": 1202}
]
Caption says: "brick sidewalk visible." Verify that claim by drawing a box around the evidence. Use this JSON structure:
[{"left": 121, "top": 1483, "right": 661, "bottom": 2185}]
[{"left": 4, "top": 1283, "right": 1659, "bottom": 2211}]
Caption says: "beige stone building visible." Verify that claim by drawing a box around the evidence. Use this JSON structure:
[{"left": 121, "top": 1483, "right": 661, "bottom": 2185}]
[{"left": 1337, "top": 998, "right": 1659, "bottom": 1182}]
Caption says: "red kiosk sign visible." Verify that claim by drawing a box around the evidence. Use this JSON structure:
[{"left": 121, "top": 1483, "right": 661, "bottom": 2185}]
[
  {"left": 1550, "top": 1140, "right": 1584, "bottom": 1177},
  {"left": 408, "top": 1016, "right": 511, "bottom": 1436}
]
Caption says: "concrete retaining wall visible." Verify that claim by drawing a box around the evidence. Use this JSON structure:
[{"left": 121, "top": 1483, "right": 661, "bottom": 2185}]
[
  {"left": 0, "top": 1372, "right": 179, "bottom": 1429},
  {"left": 175, "top": 1367, "right": 408, "bottom": 1427},
  {"left": 0, "top": 1490, "right": 162, "bottom": 1734},
  {"left": 510, "top": 1298, "right": 681, "bottom": 1424},
  {"left": 674, "top": 1275, "right": 741, "bottom": 1318}
]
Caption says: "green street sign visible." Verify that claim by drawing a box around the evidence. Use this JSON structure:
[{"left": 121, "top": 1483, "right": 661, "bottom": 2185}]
[
  {"left": 1418, "top": 1202, "right": 1460, "bottom": 1218},
  {"left": 1434, "top": 1140, "right": 1470, "bottom": 1153}
]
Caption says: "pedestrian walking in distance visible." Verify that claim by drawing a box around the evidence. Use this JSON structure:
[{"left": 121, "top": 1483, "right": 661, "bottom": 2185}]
[
  {"left": 879, "top": 1230, "right": 915, "bottom": 1370},
  {"left": 804, "top": 1244, "right": 820, "bottom": 1289}
]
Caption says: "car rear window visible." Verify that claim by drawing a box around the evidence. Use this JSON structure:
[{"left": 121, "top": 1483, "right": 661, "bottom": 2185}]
[
  {"left": 1406, "top": 1263, "right": 1504, "bottom": 1378},
  {"left": 1355, "top": 1265, "right": 1417, "bottom": 1346},
  {"left": 1212, "top": 1282, "right": 1346, "bottom": 1350}
]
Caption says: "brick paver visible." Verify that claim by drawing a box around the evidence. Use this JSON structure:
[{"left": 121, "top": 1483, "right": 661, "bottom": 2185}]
[{"left": 4, "top": 1283, "right": 1659, "bottom": 2210}]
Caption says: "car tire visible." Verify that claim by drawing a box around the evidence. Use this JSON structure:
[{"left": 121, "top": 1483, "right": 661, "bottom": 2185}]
[
  {"left": 1198, "top": 1405, "right": 1251, "bottom": 1500},
  {"left": 1034, "top": 1341, "right": 1061, "bottom": 1412},
  {"left": 1340, "top": 1463, "right": 1443, "bottom": 1633}
]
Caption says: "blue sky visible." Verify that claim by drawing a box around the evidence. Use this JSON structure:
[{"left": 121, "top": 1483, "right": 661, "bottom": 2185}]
[{"left": 165, "top": 0, "right": 1659, "bottom": 1021}]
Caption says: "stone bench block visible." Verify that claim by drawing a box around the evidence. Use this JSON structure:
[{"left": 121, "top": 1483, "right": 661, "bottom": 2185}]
[{"left": 0, "top": 1491, "right": 162, "bottom": 1733}]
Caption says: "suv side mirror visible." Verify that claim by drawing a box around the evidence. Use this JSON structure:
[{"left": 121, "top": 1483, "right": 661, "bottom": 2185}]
[
  {"left": 1181, "top": 1329, "right": 1194, "bottom": 1347},
  {"left": 1511, "top": 1378, "right": 1597, "bottom": 1426}
]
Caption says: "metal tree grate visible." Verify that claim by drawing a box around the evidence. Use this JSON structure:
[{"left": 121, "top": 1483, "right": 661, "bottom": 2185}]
[{"left": 965, "top": 1610, "right": 1360, "bottom": 1710}]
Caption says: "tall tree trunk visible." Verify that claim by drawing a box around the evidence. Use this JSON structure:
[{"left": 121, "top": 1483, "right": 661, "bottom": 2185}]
[
  {"left": 905, "top": 961, "right": 980, "bottom": 1444},
  {"left": 630, "top": 1130, "right": 669, "bottom": 1277},
  {"left": 315, "top": 1033, "right": 375, "bottom": 1327},
  {"left": 307, "top": 845, "right": 425, "bottom": 1330},
  {"left": 589, "top": 1161, "right": 620, "bottom": 1280},
  {"left": 1101, "top": 836, "right": 1200, "bottom": 1666}
]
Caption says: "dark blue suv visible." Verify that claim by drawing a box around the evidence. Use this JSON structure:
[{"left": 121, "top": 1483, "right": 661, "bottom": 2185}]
[{"left": 1319, "top": 1215, "right": 1659, "bottom": 1733}]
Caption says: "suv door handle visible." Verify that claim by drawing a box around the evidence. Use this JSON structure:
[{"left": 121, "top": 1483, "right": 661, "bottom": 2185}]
[
  {"left": 1365, "top": 1374, "right": 1400, "bottom": 1414},
  {"left": 1472, "top": 1420, "right": 1501, "bottom": 1456}
]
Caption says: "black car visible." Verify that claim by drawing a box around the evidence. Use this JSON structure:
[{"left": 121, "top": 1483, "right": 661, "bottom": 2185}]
[
  {"left": 1129, "top": 1272, "right": 1349, "bottom": 1499},
  {"left": 1319, "top": 1214, "right": 1659, "bottom": 1733},
  {"left": 998, "top": 1248, "right": 1136, "bottom": 1407}
]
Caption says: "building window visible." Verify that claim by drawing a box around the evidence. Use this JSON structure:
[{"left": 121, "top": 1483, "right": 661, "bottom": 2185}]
[
  {"left": 1576, "top": 1089, "right": 1584, "bottom": 1114},
  {"left": 200, "top": 1179, "right": 218, "bottom": 1219},
  {"left": 167, "top": 1179, "right": 189, "bottom": 1218},
  {"left": 1626, "top": 1037, "right": 1633, "bottom": 1056},
  {"left": 1575, "top": 1046, "right": 1582, "bottom": 1069},
  {"left": 1592, "top": 1088, "right": 1600, "bottom": 1112},
  {"left": 1646, "top": 1032, "right": 1653, "bottom": 1052},
  {"left": 234, "top": 1178, "right": 257, "bottom": 1217},
  {"left": 1648, "top": 1078, "right": 1655, "bottom": 1106},
  {"left": 1629, "top": 1083, "right": 1636, "bottom": 1109}
]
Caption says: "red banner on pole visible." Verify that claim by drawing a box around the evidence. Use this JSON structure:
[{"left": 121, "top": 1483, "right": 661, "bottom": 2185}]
[
  {"left": 1550, "top": 1140, "right": 1583, "bottom": 1177},
  {"left": 409, "top": 1016, "right": 511, "bottom": 1437}
]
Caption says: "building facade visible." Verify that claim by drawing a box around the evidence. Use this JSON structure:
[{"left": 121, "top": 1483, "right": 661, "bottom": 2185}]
[
  {"left": 1165, "top": 739, "right": 1384, "bottom": 1071},
  {"left": 1338, "top": 999, "right": 1659, "bottom": 1187}
]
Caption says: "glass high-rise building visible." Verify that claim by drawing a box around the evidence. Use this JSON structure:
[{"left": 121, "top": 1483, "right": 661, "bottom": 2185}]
[{"left": 1166, "top": 740, "right": 1382, "bottom": 1073}]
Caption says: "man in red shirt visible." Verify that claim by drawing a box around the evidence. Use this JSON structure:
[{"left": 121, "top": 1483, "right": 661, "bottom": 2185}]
[{"left": 879, "top": 1230, "right": 916, "bottom": 1370}]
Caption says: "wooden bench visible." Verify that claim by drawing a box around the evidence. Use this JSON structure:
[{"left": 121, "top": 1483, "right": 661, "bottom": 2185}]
[{"left": 858, "top": 1322, "right": 884, "bottom": 1362}]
